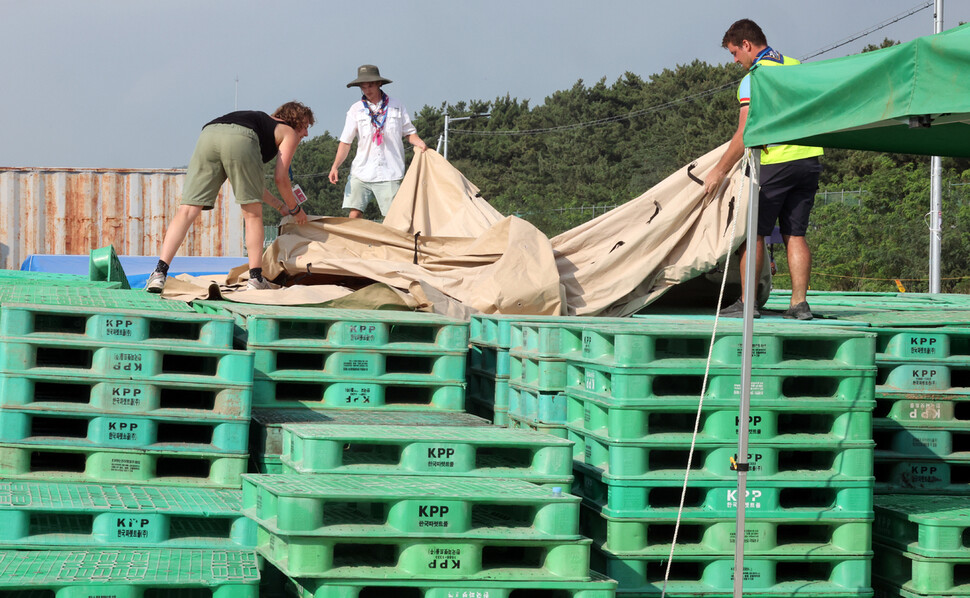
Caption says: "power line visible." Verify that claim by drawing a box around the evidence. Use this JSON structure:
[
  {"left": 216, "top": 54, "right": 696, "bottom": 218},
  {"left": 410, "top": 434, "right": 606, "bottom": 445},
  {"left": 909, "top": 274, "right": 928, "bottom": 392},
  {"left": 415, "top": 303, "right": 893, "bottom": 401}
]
[
  {"left": 449, "top": 1, "right": 932, "bottom": 139},
  {"left": 799, "top": 0, "right": 933, "bottom": 61},
  {"left": 448, "top": 82, "right": 737, "bottom": 137}
]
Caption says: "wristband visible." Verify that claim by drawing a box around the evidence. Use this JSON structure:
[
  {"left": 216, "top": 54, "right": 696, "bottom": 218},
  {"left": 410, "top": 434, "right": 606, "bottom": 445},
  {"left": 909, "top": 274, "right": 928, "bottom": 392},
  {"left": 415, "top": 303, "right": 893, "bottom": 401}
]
[{"left": 288, "top": 204, "right": 302, "bottom": 215}]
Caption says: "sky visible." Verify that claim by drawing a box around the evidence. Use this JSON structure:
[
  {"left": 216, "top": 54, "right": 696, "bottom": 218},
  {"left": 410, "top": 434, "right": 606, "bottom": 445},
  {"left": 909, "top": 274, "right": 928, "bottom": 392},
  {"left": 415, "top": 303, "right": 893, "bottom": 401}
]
[{"left": 2, "top": 0, "right": 966, "bottom": 169}]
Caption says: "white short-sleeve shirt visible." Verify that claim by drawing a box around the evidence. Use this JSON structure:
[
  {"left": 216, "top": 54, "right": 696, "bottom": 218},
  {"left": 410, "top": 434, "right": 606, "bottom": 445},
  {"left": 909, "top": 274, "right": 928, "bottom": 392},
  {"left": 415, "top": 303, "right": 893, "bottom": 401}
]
[{"left": 339, "top": 95, "right": 417, "bottom": 182}]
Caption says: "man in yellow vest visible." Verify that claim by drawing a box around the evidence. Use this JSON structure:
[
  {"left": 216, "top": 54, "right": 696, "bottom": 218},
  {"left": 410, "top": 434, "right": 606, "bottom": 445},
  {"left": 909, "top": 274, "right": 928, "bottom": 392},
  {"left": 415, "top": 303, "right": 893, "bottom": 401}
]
[{"left": 704, "top": 19, "right": 823, "bottom": 320}]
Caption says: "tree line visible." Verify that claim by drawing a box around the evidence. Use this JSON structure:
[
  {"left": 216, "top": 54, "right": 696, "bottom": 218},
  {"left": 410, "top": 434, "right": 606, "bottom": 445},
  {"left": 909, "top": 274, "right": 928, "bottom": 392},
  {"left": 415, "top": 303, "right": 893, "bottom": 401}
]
[{"left": 265, "top": 49, "right": 970, "bottom": 294}]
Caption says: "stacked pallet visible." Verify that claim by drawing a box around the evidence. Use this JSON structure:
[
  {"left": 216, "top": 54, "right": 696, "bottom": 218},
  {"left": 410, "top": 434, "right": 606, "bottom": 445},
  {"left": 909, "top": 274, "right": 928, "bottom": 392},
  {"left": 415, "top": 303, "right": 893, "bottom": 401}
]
[
  {"left": 872, "top": 495, "right": 970, "bottom": 598},
  {"left": 193, "top": 302, "right": 478, "bottom": 471},
  {"left": 0, "top": 302, "right": 251, "bottom": 486},
  {"left": 467, "top": 314, "right": 519, "bottom": 425},
  {"left": 249, "top": 408, "right": 490, "bottom": 473},
  {"left": 856, "top": 307, "right": 970, "bottom": 598},
  {"left": 243, "top": 421, "right": 615, "bottom": 597},
  {"left": 0, "top": 275, "right": 259, "bottom": 596},
  {"left": 869, "top": 320, "right": 970, "bottom": 494},
  {"left": 506, "top": 318, "right": 621, "bottom": 437},
  {"left": 468, "top": 315, "right": 620, "bottom": 430},
  {"left": 194, "top": 303, "right": 469, "bottom": 410},
  {"left": 564, "top": 320, "right": 877, "bottom": 596}
]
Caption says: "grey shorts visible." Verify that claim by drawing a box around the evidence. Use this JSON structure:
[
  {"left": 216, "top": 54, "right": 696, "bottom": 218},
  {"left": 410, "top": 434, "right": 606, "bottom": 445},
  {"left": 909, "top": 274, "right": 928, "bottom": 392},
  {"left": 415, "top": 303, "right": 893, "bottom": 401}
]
[
  {"left": 342, "top": 175, "right": 402, "bottom": 216},
  {"left": 181, "top": 123, "right": 265, "bottom": 210}
]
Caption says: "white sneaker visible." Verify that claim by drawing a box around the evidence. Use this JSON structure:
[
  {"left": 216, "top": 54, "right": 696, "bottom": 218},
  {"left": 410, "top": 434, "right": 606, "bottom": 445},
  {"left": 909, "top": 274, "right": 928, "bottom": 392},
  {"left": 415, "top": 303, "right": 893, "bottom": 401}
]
[
  {"left": 145, "top": 271, "right": 167, "bottom": 293},
  {"left": 246, "top": 277, "right": 272, "bottom": 291}
]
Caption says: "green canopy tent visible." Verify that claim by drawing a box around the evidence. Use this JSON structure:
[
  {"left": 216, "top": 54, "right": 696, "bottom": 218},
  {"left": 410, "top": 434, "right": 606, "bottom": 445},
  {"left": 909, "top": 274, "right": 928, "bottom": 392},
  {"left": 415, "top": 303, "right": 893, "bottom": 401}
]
[
  {"left": 723, "top": 22, "right": 970, "bottom": 598},
  {"left": 744, "top": 22, "right": 970, "bottom": 158}
]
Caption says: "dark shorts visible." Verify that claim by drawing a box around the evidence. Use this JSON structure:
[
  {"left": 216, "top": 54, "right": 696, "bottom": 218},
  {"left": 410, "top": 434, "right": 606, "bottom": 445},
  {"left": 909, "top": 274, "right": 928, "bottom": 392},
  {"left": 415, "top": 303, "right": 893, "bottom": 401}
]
[{"left": 758, "top": 157, "right": 822, "bottom": 237}]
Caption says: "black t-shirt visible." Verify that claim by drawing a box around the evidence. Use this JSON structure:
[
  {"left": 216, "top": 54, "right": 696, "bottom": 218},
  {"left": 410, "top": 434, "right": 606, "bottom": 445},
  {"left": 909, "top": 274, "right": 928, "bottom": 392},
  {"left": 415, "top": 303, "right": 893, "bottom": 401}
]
[{"left": 205, "top": 111, "right": 279, "bottom": 163}]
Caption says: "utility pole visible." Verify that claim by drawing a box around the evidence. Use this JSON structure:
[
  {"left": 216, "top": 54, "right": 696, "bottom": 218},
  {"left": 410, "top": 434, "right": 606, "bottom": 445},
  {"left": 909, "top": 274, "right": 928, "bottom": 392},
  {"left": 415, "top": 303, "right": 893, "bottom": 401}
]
[
  {"left": 234, "top": 75, "right": 239, "bottom": 111},
  {"left": 440, "top": 112, "right": 490, "bottom": 160},
  {"left": 929, "top": 0, "right": 943, "bottom": 293}
]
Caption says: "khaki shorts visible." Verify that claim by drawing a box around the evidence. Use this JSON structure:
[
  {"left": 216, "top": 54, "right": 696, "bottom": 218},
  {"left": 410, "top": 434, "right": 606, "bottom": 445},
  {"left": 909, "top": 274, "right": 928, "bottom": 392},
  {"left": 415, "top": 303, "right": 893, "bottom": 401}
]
[
  {"left": 342, "top": 175, "right": 402, "bottom": 216},
  {"left": 181, "top": 123, "right": 265, "bottom": 210}
]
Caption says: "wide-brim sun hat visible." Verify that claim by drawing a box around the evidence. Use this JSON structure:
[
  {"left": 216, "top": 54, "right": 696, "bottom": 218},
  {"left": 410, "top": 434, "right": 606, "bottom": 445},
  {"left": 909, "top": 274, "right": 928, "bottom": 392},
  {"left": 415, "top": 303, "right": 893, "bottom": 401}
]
[{"left": 346, "top": 64, "right": 392, "bottom": 88}]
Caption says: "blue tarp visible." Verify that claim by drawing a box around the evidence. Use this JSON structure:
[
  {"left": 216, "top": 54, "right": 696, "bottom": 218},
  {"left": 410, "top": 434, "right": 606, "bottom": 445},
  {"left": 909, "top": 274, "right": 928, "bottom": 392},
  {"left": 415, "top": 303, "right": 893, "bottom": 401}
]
[{"left": 20, "top": 255, "right": 247, "bottom": 289}]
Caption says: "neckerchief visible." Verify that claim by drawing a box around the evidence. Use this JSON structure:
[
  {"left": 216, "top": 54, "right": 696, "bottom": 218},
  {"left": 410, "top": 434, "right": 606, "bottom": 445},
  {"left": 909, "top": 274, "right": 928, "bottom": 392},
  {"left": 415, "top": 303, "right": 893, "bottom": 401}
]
[{"left": 362, "top": 91, "right": 389, "bottom": 145}]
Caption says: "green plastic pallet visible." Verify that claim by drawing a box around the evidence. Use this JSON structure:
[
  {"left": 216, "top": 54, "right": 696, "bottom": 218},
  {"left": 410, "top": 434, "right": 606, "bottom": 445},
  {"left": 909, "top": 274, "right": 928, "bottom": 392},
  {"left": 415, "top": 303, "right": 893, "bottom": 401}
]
[
  {"left": 874, "top": 494, "right": 970, "bottom": 558},
  {"left": 0, "top": 285, "right": 193, "bottom": 311},
  {"left": 491, "top": 407, "right": 510, "bottom": 427},
  {"left": 470, "top": 315, "right": 546, "bottom": 349},
  {"left": 567, "top": 361, "right": 876, "bottom": 403},
  {"left": 253, "top": 377, "right": 465, "bottom": 410},
  {"left": 258, "top": 523, "right": 592, "bottom": 580},
  {"left": 243, "top": 473, "right": 578, "bottom": 538},
  {"left": 463, "top": 399, "right": 509, "bottom": 428},
  {"left": 89, "top": 245, "right": 131, "bottom": 289},
  {"left": 873, "top": 542, "right": 970, "bottom": 596},
  {"left": 583, "top": 505, "right": 871, "bottom": 557},
  {"left": 874, "top": 326, "right": 970, "bottom": 361},
  {"left": 195, "top": 301, "right": 468, "bottom": 350},
  {"left": 510, "top": 321, "right": 585, "bottom": 359},
  {"left": 574, "top": 462, "right": 874, "bottom": 520},
  {"left": 250, "top": 408, "right": 489, "bottom": 457},
  {"left": 0, "top": 549, "right": 259, "bottom": 597},
  {"left": 872, "top": 581, "right": 926, "bottom": 598},
  {"left": 878, "top": 361, "right": 970, "bottom": 395},
  {"left": 510, "top": 385, "right": 567, "bottom": 424},
  {"left": 874, "top": 458, "right": 970, "bottom": 494},
  {"left": 0, "top": 302, "right": 235, "bottom": 348},
  {"left": 464, "top": 394, "right": 498, "bottom": 426},
  {"left": 0, "top": 481, "right": 254, "bottom": 548},
  {"left": 635, "top": 308, "right": 874, "bottom": 328},
  {"left": 578, "top": 321, "right": 876, "bottom": 368},
  {"left": 466, "top": 370, "right": 510, "bottom": 410},
  {"left": 0, "top": 337, "right": 254, "bottom": 385},
  {"left": 874, "top": 427, "right": 970, "bottom": 459},
  {"left": 0, "top": 269, "right": 121, "bottom": 288},
  {"left": 569, "top": 426, "right": 874, "bottom": 481},
  {"left": 0, "top": 372, "right": 252, "bottom": 419},
  {"left": 0, "top": 407, "right": 249, "bottom": 453},
  {"left": 592, "top": 547, "right": 871, "bottom": 596},
  {"left": 471, "top": 314, "right": 630, "bottom": 350},
  {"left": 290, "top": 572, "right": 618, "bottom": 598},
  {"left": 469, "top": 343, "right": 511, "bottom": 377},
  {"left": 568, "top": 392, "right": 875, "bottom": 443},
  {"left": 508, "top": 412, "right": 569, "bottom": 439},
  {"left": 874, "top": 395, "right": 970, "bottom": 429},
  {"left": 0, "top": 442, "right": 246, "bottom": 488},
  {"left": 281, "top": 424, "right": 572, "bottom": 483},
  {"left": 253, "top": 346, "right": 465, "bottom": 383},
  {"left": 845, "top": 310, "right": 970, "bottom": 327},
  {"left": 251, "top": 454, "right": 283, "bottom": 474},
  {"left": 511, "top": 351, "right": 567, "bottom": 391}
]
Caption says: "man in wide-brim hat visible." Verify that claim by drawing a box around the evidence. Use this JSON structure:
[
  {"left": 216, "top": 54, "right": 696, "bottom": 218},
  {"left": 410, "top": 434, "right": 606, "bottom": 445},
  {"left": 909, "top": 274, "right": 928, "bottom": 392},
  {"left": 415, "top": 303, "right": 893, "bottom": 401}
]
[{"left": 328, "top": 65, "right": 427, "bottom": 219}]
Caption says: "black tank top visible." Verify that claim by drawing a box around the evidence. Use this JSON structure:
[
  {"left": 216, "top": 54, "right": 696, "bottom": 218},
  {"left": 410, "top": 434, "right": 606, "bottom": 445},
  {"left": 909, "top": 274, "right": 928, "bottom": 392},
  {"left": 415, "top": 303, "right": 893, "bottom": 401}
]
[{"left": 205, "top": 111, "right": 279, "bottom": 163}]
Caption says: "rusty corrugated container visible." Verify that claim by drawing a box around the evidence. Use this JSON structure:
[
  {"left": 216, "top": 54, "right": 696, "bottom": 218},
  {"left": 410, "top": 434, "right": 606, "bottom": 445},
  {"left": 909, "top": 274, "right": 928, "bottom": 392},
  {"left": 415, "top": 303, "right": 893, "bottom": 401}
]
[{"left": 0, "top": 167, "right": 246, "bottom": 270}]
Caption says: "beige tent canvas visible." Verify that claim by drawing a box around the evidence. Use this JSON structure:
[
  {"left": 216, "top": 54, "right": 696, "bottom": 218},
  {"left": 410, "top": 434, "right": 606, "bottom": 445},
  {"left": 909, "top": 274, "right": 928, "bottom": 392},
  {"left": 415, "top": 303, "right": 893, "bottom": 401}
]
[
  {"left": 551, "top": 145, "right": 758, "bottom": 316},
  {"left": 163, "top": 147, "right": 757, "bottom": 317}
]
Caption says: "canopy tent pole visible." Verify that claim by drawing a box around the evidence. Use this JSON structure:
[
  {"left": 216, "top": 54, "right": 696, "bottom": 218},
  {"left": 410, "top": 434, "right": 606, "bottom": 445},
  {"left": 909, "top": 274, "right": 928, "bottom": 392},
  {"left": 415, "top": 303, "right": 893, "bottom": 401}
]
[
  {"left": 929, "top": 0, "right": 944, "bottom": 293},
  {"left": 733, "top": 150, "right": 760, "bottom": 598}
]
